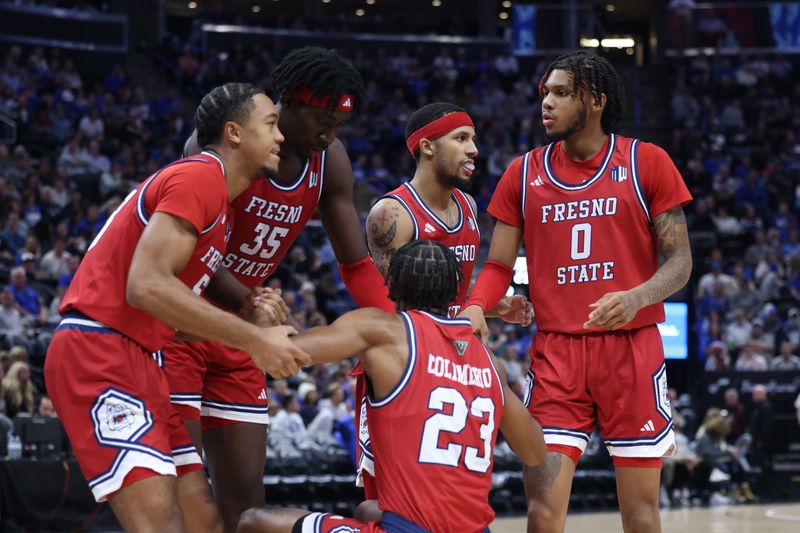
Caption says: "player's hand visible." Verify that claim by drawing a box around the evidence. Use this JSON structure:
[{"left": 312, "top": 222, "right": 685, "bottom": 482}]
[
  {"left": 458, "top": 304, "right": 490, "bottom": 344},
  {"left": 242, "top": 287, "right": 289, "bottom": 327},
  {"left": 583, "top": 290, "right": 642, "bottom": 330},
  {"left": 494, "top": 294, "right": 534, "bottom": 327},
  {"left": 247, "top": 324, "right": 311, "bottom": 378}
]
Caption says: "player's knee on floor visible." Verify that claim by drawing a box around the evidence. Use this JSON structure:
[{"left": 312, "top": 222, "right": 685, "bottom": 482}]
[
  {"left": 354, "top": 499, "right": 382, "bottom": 523},
  {"left": 237, "top": 508, "right": 270, "bottom": 533}
]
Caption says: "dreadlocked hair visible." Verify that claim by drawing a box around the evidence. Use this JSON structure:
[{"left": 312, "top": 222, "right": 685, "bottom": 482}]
[
  {"left": 272, "top": 47, "right": 364, "bottom": 113},
  {"left": 194, "top": 83, "right": 264, "bottom": 148},
  {"left": 539, "top": 51, "right": 626, "bottom": 134},
  {"left": 388, "top": 240, "right": 461, "bottom": 316},
  {"left": 405, "top": 102, "right": 467, "bottom": 160}
]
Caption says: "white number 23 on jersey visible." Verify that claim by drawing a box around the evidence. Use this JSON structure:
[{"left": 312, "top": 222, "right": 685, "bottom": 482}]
[{"left": 418, "top": 386, "right": 495, "bottom": 473}]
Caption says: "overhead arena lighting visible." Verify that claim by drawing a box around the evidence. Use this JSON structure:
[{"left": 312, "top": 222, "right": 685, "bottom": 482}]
[{"left": 580, "top": 37, "right": 635, "bottom": 49}]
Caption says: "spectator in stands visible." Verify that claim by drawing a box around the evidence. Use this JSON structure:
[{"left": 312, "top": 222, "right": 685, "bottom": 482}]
[
  {"left": 39, "top": 239, "right": 71, "bottom": 280},
  {"left": 725, "top": 308, "right": 752, "bottom": 351},
  {"left": 78, "top": 107, "right": 104, "bottom": 141},
  {"left": 6, "top": 266, "right": 45, "bottom": 326},
  {"left": 744, "top": 319, "right": 772, "bottom": 357},
  {"left": 0, "top": 360, "right": 35, "bottom": 419},
  {"left": 747, "top": 384, "right": 774, "bottom": 480},
  {"left": 271, "top": 394, "right": 305, "bottom": 436},
  {"left": 57, "top": 136, "right": 89, "bottom": 179},
  {"left": 734, "top": 344, "right": 768, "bottom": 371},
  {"left": 698, "top": 259, "right": 736, "bottom": 298},
  {"left": 771, "top": 200, "right": 797, "bottom": 244},
  {"left": 782, "top": 307, "right": 800, "bottom": 346},
  {"left": 297, "top": 382, "right": 319, "bottom": 427},
  {"left": 770, "top": 341, "right": 800, "bottom": 371},
  {"left": 693, "top": 407, "right": 750, "bottom": 504},
  {"left": 306, "top": 383, "right": 351, "bottom": 437},
  {"left": 734, "top": 170, "right": 769, "bottom": 214},
  {"left": 705, "top": 340, "right": 730, "bottom": 371},
  {"left": 37, "top": 394, "right": 57, "bottom": 418},
  {"left": 0, "top": 287, "right": 30, "bottom": 351},
  {"left": 1, "top": 211, "right": 27, "bottom": 256},
  {"left": 722, "top": 387, "right": 746, "bottom": 444},
  {"left": 727, "top": 271, "right": 761, "bottom": 320}
]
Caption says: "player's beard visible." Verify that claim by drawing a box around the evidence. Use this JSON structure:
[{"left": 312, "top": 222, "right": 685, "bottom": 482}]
[
  {"left": 547, "top": 105, "right": 588, "bottom": 142},
  {"left": 260, "top": 162, "right": 280, "bottom": 180},
  {"left": 434, "top": 153, "right": 471, "bottom": 191}
]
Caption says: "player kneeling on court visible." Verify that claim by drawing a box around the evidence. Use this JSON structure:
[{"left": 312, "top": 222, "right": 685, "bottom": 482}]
[{"left": 238, "top": 240, "right": 547, "bottom": 533}]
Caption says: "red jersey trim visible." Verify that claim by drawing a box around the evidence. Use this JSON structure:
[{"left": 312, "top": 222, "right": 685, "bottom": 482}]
[
  {"left": 543, "top": 133, "right": 616, "bottom": 191},
  {"left": 402, "top": 183, "right": 464, "bottom": 234},
  {"left": 267, "top": 157, "right": 311, "bottom": 191},
  {"left": 384, "top": 193, "right": 420, "bottom": 239},
  {"left": 368, "top": 311, "right": 416, "bottom": 408},
  {"left": 629, "top": 139, "right": 651, "bottom": 222},
  {"left": 520, "top": 151, "right": 532, "bottom": 220}
]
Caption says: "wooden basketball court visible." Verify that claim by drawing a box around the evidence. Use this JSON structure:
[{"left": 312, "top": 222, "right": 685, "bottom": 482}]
[{"left": 491, "top": 503, "right": 800, "bottom": 532}]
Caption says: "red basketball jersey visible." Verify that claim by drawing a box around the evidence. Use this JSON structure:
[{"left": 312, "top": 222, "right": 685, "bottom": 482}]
[
  {"left": 223, "top": 151, "right": 326, "bottom": 287},
  {"left": 368, "top": 310, "right": 504, "bottom": 533},
  {"left": 384, "top": 183, "right": 480, "bottom": 316},
  {"left": 489, "top": 134, "right": 692, "bottom": 334},
  {"left": 60, "top": 152, "right": 233, "bottom": 352}
]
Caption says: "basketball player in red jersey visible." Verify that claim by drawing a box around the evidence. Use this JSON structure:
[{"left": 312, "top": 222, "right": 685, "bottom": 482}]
[
  {"left": 459, "top": 52, "right": 693, "bottom": 533},
  {"left": 168, "top": 48, "right": 393, "bottom": 532},
  {"left": 355, "top": 102, "right": 533, "bottom": 519},
  {"left": 43, "top": 83, "right": 309, "bottom": 533},
  {"left": 238, "top": 240, "right": 547, "bottom": 533}
]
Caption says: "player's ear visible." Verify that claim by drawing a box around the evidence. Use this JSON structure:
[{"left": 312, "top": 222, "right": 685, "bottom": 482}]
[
  {"left": 420, "top": 138, "right": 434, "bottom": 157},
  {"left": 594, "top": 92, "right": 607, "bottom": 110},
  {"left": 223, "top": 120, "right": 242, "bottom": 146}
]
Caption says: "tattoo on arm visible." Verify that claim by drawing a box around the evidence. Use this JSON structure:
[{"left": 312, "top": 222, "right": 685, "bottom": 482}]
[
  {"left": 634, "top": 206, "right": 692, "bottom": 308},
  {"left": 654, "top": 206, "right": 687, "bottom": 259},
  {"left": 523, "top": 452, "right": 563, "bottom": 494},
  {"left": 368, "top": 202, "right": 402, "bottom": 277},
  {"left": 373, "top": 248, "right": 396, "bottom": 277},
  {"left": 373, "top": 220, "right": 397, "bottom": 248}
]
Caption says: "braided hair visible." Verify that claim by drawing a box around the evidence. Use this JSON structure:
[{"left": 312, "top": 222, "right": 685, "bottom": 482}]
[
  {"left": 194, "top": 82, "right": 264, "bottom": 148},
  {"left": 272, "top": 47, "right": 364, "bottom": 112},
  {"left": 539, "top": 51, "right": 626, "bottom": 134},
  {"left": 405, "top": 102, "right": 467, "bottom": 160},
  {"left": 388, "top": 240, "right": 461, "bottom": 316}
]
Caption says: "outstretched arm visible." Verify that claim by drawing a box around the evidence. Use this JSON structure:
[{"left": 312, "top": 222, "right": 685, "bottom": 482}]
[
  {"left": 127, "top": 212, "right": 308, "bottom": 377},
  {"left": 585, "top": 206, "right": 692, "bottom": 330},
  {"left": 291, "top": 307, "right": 397, "bottom": 365}
]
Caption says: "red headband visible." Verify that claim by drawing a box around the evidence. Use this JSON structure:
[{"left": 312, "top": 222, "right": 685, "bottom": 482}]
[
  {"left": 293, "top": 87, "right": 354, "bottom": 113},
  {"left": 405, "top": 111, "right": 474, "bottom": 156}
]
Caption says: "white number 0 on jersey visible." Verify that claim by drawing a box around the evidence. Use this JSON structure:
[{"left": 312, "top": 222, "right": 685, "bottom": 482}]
[{"left": 418, "top": 386, "right": 495, "bottom": 473}]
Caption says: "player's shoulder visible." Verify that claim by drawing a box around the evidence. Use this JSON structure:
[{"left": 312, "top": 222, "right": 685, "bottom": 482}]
[
  {"left": 456, "top": 189, "right": 479, "bottom": 213},
  {"left": 347, "top": 307, "right": 405, "bottom": 341},
  {"left": 369, "top": 194, "right": 409, "bottom": 220},
  {"left": 505, "top": 147, "right": 544, "bottom": 173}
]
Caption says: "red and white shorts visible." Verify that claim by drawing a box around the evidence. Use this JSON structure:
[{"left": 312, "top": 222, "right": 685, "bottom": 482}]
[
  {"left": 44, "top": 313, "right": 203, "bottom": 502},
  {"left": 162, "top": 339, "right": 269, "bottom": 430},
  {"left": 351, "top": 365, "right": 378, "bottom": 499},
  {"left": 524, "top": 325, "right": 674, "bottom": 464}
]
